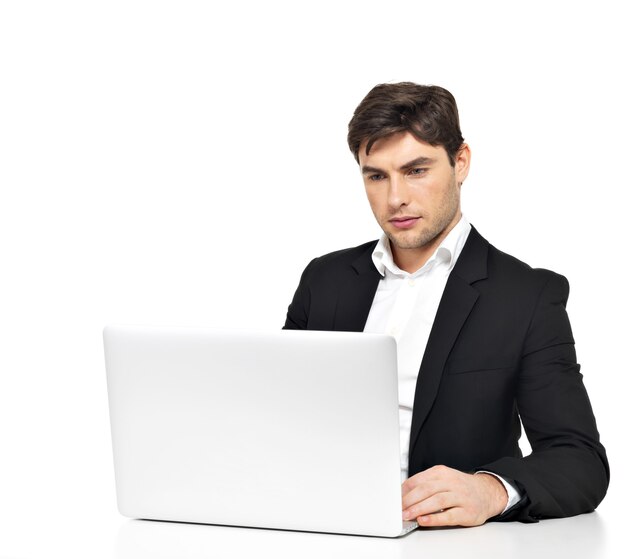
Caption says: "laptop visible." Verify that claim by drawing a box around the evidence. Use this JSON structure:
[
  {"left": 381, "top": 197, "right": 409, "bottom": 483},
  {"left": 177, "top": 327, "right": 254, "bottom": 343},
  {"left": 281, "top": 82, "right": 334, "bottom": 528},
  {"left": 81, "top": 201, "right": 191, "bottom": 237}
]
[{"left": 103, "top": 325, "right": 418, "bottom": 537}]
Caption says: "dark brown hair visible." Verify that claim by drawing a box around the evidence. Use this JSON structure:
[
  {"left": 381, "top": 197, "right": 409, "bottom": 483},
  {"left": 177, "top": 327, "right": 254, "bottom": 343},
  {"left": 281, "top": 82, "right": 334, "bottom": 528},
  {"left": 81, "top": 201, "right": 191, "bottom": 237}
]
[{"left": 347, "top": 82, "right": 464, "bottom": 166}]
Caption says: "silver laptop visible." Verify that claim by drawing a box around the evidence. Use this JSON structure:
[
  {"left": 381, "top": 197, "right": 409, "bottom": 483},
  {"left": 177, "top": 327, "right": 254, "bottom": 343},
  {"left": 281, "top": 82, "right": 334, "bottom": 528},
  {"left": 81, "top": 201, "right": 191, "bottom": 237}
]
[{"left": 103, "top": 325, "right": 418, "bottom": 537}]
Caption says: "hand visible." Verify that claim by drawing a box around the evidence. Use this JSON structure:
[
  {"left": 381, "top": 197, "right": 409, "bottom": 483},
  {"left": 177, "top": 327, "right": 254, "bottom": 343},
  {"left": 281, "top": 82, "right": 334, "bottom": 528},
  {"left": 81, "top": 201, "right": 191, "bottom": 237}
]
[{"left": 401, "top": 465, "right": 508, "bottom": 527}]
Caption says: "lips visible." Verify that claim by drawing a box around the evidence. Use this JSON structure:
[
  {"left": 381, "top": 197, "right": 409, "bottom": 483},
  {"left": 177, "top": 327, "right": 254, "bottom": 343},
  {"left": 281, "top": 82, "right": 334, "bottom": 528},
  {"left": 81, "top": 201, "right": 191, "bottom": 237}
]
[{"left": 389, "top": 216, "right": 420, "bottom": 229}]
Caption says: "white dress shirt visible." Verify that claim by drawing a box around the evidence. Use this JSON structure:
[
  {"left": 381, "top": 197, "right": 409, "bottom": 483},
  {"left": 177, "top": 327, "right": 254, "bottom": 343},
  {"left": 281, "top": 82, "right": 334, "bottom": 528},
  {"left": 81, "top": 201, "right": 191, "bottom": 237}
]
[{"left": 363, "top": 215, "right": 521, "bottom": 512}]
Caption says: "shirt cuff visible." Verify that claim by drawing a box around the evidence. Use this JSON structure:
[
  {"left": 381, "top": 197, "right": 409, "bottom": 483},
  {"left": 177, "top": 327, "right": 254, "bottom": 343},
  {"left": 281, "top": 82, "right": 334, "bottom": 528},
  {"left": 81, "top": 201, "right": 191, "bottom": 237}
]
[{"left": 476, "top": 470, "right": 522, "bottom": 514}]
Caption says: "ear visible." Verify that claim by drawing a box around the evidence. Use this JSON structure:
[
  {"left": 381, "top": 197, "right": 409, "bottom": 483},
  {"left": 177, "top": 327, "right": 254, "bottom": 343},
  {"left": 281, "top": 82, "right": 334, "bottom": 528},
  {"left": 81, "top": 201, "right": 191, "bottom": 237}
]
[{"left": 454, "top": 144, "right": 471, "bottom": 185}]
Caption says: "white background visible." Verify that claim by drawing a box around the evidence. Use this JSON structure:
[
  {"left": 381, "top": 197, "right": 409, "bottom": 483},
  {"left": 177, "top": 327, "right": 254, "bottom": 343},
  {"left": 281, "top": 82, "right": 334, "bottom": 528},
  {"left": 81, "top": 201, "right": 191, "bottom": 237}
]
[{"left": 0, "top": 1, "right": 623, "bottom": 557}]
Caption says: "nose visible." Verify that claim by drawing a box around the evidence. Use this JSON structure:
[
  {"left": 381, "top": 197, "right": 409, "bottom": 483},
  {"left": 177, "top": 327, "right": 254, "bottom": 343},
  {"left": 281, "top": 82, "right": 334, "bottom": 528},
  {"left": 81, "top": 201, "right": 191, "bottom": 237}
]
[{"left": 387, "top": 174, "right": 410, "bottom": 210}]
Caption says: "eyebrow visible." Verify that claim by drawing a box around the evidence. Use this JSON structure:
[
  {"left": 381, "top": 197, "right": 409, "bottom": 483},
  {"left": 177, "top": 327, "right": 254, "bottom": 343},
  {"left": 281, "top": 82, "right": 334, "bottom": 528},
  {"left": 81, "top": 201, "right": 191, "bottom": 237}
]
[{"left": 361, "top": 156, "right": 436, "bottom": 175}]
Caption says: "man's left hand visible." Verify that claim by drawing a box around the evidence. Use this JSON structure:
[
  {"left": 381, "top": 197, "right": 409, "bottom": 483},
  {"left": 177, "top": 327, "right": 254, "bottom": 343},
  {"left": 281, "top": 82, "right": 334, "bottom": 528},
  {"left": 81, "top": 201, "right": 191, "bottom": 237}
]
[{"left": 401, "top": 465, "right": 508, "bottom": 527}]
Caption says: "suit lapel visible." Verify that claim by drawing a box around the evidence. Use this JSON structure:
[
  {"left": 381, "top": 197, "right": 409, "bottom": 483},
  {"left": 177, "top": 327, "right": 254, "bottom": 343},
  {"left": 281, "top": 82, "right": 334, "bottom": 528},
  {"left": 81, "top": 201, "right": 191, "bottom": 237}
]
[
  {"left": 332, "top": 246, "right": 382, "bottom": 332},
  {"left": 408, "top": 227, "right": 489, "bottom": 455}
]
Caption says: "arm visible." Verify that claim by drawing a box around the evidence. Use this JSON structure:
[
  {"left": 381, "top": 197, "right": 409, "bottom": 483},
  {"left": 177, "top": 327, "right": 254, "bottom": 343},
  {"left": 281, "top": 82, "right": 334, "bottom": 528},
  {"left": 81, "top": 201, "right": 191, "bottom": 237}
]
[
  {"left": 283, "top": 257, "right": 317, "bottom": 330},
  {"left": 402, "top": 273, "right": 609, "bottom": 525},
  {"left": 481, "top": 273, "right": 609, "bottom": 521}
]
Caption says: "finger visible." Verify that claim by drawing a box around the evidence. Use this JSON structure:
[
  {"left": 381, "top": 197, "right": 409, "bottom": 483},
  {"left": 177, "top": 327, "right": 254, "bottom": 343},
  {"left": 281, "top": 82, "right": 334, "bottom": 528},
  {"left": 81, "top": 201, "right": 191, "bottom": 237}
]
[
  {"left": 402, "top": 465, "right": 458, "bottom": 496},
  {"left": 402, "top": 492, "right": 456, "bottom": 520},
  {"left": 401, "top": 479, "right": 449, "bottom": 509},
  {"left": 401, "top": 474, "right": 422, "bottom": 496},
  {"left": 417, "top": 506, "right": 487, "bottom": 528},
  {"left": 415, "top": 508, "right": 458, "bottom": 527}
]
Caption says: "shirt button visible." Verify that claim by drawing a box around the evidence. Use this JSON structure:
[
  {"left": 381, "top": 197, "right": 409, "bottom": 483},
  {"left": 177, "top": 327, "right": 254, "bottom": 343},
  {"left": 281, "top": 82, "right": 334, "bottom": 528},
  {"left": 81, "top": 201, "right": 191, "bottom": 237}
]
[{"left": 408, "top": 279, "right": 415, "bottom": 287}]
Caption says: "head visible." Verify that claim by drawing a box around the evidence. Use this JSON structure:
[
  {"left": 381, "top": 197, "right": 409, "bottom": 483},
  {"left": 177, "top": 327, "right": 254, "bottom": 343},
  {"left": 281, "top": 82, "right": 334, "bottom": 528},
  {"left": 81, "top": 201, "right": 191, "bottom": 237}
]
[
  {"left": 347, "top": 82, "right": 465, "bottom": 166},
  {"left": 348, "top": 83, "right": 470, "bottom": 272}
]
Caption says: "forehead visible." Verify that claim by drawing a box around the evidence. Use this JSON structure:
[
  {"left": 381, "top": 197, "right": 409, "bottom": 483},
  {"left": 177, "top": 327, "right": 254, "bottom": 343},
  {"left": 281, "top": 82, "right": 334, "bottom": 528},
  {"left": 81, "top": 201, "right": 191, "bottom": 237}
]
[{"left": 358, "top": 131, "right": 446, "bottom": 168}]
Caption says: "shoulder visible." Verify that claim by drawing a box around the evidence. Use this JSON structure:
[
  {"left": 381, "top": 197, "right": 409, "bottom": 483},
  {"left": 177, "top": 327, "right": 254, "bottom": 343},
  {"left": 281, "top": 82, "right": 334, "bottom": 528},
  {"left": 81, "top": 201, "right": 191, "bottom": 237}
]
[
  {"left": 300, "top": 240, "right": 378, "bottom": 278},
  {"left": 481, "top": 235, "right": 570, "bottom": 301},
  {"left": 490, "top": 243, "right": 567, "bottom": 282},
  {"left": 310, "top": 240, "right": 378, "bottom": 267},
  {"left": 458, "top": 227, "right": 569, "bottom": 291}
]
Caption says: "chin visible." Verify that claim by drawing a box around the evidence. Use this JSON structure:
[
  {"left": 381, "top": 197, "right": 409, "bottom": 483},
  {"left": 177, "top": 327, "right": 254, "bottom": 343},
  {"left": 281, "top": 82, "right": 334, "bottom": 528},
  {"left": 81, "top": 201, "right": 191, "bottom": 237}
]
[{"left": 389, "top": 230, "right": 438, "bottom": 250}]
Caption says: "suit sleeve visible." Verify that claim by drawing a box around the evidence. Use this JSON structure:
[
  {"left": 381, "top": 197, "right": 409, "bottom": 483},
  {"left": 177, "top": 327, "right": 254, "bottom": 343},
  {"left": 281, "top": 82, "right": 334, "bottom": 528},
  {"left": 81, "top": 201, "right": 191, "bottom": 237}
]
[
  {"left": 481, "top": 273, "right": 610, "bottom": 522},
  {"left": 283, "top": 258, "right": 317, "bottom": 330}
]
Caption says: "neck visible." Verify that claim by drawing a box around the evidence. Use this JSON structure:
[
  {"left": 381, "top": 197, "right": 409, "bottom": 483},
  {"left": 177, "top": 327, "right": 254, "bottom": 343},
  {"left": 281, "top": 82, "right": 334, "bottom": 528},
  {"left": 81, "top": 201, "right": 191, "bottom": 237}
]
[{"left": 391, "top": 244, "right": 437, "bottom": 274}]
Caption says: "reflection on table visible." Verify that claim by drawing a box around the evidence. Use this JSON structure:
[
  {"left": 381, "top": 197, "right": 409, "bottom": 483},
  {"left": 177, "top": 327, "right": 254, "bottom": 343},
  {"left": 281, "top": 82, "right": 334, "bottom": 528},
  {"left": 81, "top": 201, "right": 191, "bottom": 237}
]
[{"left": 116, "top": 511, "right": 609, "bottom": 559}]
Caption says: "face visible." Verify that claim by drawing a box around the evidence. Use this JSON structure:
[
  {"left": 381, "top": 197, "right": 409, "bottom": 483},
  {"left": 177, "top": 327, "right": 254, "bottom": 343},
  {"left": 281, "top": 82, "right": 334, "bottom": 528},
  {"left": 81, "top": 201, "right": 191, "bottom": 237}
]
[{"left": 359, "top": 132, "right": 470, "bottom": 271}]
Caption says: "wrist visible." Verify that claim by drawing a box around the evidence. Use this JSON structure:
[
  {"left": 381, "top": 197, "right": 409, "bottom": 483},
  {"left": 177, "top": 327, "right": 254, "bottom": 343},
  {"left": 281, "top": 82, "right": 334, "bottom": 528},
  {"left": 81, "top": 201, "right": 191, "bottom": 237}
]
[{"left": 474, "top": 472, "right": 508, "bottom": 518}]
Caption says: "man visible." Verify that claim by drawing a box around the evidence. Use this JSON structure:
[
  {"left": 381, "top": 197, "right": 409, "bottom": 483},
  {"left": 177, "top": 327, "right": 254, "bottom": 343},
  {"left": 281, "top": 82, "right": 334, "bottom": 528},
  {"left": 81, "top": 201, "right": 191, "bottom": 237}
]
[{"left": 283, "top": 82, "right": 609, "bottom": 526}]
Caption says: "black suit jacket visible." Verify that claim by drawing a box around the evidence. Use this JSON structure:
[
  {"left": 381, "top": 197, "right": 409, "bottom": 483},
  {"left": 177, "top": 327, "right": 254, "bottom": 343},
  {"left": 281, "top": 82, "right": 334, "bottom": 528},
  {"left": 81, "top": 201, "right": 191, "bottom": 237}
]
[{"left": 283, "top": 227, "right": 609, "bottom": 522}]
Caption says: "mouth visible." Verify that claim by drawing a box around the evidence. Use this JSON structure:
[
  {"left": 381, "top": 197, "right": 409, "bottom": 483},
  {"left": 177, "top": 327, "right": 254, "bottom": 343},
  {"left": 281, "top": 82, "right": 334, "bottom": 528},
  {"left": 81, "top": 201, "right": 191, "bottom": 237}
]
[{"left": 389, "top": 216, "right": 421, "bottom": 230}]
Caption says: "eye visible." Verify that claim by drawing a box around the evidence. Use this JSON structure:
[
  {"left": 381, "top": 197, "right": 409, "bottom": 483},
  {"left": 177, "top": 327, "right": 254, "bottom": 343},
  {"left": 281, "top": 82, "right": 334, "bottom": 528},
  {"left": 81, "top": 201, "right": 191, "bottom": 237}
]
[
  {"left": 367, "top": 174, "right": 385, "bottom": 182},
  {"left": 408, "top": 167, "right": 426, "bottom": 176}
]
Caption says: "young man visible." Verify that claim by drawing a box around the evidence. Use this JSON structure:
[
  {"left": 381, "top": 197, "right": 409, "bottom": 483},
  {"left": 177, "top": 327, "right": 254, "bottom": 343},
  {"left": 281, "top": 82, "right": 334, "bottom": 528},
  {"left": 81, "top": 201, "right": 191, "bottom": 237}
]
[{"left": 283, "top": 83, "right": 609, "bottom": 526}]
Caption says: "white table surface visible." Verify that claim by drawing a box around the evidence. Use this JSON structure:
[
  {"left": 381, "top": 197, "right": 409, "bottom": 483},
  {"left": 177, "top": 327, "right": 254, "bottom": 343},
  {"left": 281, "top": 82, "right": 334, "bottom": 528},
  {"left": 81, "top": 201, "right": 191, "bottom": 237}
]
[
  {"left": 0, "top": 491, "right": 620, "bottom": 559},
  {"left": 115, "top": 511, "right": 615, "bottom": 559}
]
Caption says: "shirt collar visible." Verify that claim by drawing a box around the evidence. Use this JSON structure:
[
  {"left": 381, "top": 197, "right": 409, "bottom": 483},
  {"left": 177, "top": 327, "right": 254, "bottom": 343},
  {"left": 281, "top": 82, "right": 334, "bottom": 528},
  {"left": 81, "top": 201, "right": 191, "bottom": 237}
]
[{"left": 371, "top": 215, "right": 472, "bottom": 277}]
